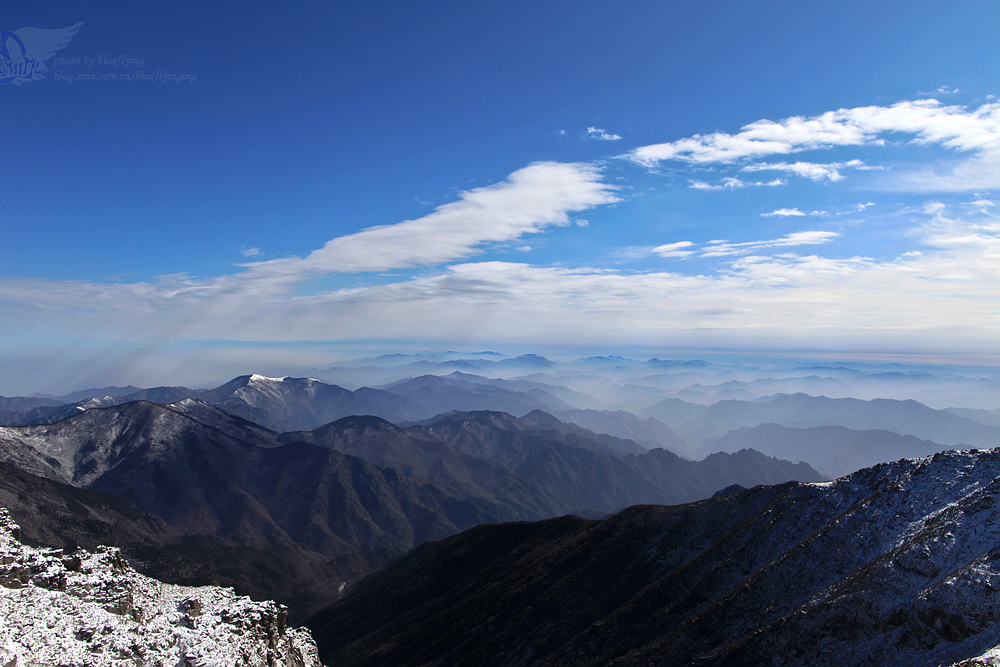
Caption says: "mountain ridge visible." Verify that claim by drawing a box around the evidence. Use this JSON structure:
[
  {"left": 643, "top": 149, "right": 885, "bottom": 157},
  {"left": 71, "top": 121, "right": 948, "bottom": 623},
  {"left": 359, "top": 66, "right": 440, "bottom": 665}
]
[
  {"left": 307, "top": 447, "right": 1000, "bottom": 667},
  {"left": 0, "top": 401, "right": 821, "bottom": 621}
]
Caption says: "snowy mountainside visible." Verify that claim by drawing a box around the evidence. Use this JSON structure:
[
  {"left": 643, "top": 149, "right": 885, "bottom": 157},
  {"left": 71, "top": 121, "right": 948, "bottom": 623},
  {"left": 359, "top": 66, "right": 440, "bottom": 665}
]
[
  {"left": 0, "top": 507, "right": 320, "bottom": 666},
  {"left": 308, "top": 447, "right": 1000, "bottom": 667},
  {"left": 0, "top": 400, "right": 265, "bottom": 487}
]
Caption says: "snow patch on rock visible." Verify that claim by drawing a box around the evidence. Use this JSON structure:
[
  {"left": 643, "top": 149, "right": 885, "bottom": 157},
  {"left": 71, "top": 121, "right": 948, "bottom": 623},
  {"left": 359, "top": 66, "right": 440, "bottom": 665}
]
[{"left": 0, "top": 507, "right": 321, "bottom": 666}]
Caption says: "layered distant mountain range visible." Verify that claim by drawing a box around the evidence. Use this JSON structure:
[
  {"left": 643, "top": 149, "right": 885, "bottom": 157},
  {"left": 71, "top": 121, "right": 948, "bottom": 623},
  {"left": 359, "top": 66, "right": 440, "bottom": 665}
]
[
  {"left": 2, "top": 356, "right": 999, "bottom": 665},
  {"left": 5, "top": 367, "right": 998, "bottom": 477},
  {"left": 0, "top": 386, "right": 820, "bottom": 621}
]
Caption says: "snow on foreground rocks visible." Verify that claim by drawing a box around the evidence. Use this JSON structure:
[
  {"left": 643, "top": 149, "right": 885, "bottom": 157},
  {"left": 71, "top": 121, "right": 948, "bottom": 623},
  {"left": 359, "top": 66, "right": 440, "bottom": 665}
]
[{"left": 0, "top": 508, "right": 321, "bottom": 667}]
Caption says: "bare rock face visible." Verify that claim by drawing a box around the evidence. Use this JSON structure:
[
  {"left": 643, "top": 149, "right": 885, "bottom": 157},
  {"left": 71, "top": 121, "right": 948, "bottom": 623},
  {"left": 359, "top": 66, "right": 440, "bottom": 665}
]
[{"left": 0, "top": 508, "right": 321, "bottom": 667}]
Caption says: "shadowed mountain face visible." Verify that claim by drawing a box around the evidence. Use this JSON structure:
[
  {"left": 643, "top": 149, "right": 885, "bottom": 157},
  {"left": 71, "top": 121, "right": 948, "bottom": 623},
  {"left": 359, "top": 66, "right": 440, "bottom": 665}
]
[
  {"left": 0, "top": 459, "right": 360, "bottom": 623},
  {"left": 307, "top": 448, "right": 1000, "bottom": 667},
  {"left": 519, "top": 409, "right": 651, "bottom": 455},
  {"left": 550, "top": 408, "right": 687, "bottom": 454},
  {"left": 0, "top": 396, "right": 65, "bottom": 425},
  {"left": 410, "top": 409, "right": 637, "bottom": 463},
  {"left": 284, "top": 410, "right": 823, "bottom": 516},
  {"left": 0, "top": 401, "right": 821, "bottom": 622},
  {"left": 401, "top": 410, "right": 823, "bottom": 509},
  {"left": 280, "top": 415, "right": 569, "bottom": 522},
  {"left": 0, "top": 402, "right": 524, "bottom": 621}
]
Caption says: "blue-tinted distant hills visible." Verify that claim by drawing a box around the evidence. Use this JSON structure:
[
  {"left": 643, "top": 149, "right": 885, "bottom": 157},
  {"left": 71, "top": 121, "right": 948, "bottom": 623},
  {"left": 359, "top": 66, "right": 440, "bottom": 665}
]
[
  {"left": 0, "top": 398, "right": 820, "bottom": 622},
  {"left": 643, "top": 393, "right": 1000, "bottom": 451},
  {"left": 701, "top": 423, "right": 948, "bottom": 479}
]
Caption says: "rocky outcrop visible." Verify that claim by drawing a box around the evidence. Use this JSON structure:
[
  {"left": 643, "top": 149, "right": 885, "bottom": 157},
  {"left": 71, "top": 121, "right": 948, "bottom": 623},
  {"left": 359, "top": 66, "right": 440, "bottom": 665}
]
[{"left": 0, "top": 507, "right": 320, "bottom": 667}]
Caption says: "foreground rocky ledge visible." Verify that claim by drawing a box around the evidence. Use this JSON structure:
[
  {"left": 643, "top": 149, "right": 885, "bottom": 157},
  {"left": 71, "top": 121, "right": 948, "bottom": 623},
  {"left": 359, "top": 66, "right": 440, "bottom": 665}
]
[{"left": 0, "top": 507, "right": 321, "bottom": 667}]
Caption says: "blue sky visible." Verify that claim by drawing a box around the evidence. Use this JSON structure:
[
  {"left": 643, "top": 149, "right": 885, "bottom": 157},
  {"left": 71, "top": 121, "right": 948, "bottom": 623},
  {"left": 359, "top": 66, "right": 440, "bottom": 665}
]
[{"left": 1, "top": 1, "right": 998, "bottom": 393}]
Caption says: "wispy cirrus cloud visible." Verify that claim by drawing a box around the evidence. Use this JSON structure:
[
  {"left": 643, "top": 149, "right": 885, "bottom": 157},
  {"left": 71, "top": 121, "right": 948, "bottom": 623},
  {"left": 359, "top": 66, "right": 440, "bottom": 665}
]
[
  {"left": 701, "top": 231, "right": 840, "bottom": 257},
  {"left": 0, "top": 161, "right": 622, "bottom": 361},
  {"left": 240, "top": 161, "right": 618, "bottom": 286},
  {"left": 761, "top": 208, "right": 806, "bottom": 217},
  {"left": 689, "top": 177, "right": 785, "bottom": 190},
  {"left": 918, "top": 86, "right": 960, "bottom": 97},
  {"left": 761, "top": 208, "right": 828, "bottom": 217},
  {"left": 741, "top": 159, "right": 877, "bottom": 182},
  {"left": 651, "top": 241, "right": 696, "bottom": 258},
  {"left": 916, "top": 203, "right": 1000, "bottom": 259},
  {"left": 645, "top": 230, "right": 839, "bottom": 260},
  {"left": 627, "top": 99, "right": 1000, "bottom": 192}
]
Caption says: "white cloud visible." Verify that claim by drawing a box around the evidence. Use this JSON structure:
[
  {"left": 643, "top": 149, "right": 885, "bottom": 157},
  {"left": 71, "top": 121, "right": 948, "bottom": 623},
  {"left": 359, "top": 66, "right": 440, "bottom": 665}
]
[
  {"left": 917, "top": 86, "right": 960, "bottom": 96},
  {"left": 775, "top": 231, "right": 841, "bottom": 245},
  {"left": 240, "top": 247, "right": 262, "bottom": 258},
  {"left": 915, "top": 205, "right": 1000, "bottom": 257},
  {"left": 741, "top": 159, "right": 871, "bottom": 182},
  {"left": 652, "top": 241, "right": 695, "bottom": 258},
  {"left": 628, "top": 99, "right": 1000, "bottom": 192},
  {"left": 4, "top": 206, "right": 999, "bottom": 387},
  {"left": 689, "top": 176, "right": 785, "bottom": 190},
  {"left": 587, "top": 127, "right": 622, "bottom": 141},
  {"left": 0, "top": 161, "right": 622, "bottom": 371},
  {"left": 701, "top": 231, "right": 839, "bottom": 257},
  {"left": 241, "top": 162, "right": 618, "bottom": 282},
  {"left": 762, "top": 208, "right": 806, "bottom": 217},
  {"left": 724, "top": 253, "right": 874, "bottom": 285}
]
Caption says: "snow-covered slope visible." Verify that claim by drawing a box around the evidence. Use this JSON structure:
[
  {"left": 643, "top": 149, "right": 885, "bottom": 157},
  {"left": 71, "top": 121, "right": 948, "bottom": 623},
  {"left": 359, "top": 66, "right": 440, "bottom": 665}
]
[
  {"left": 0, "top": 507, "right": 320, "bottom": 666},
  {"left": 309, "top": 447, "right": 1000, "bottom": 667}
]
